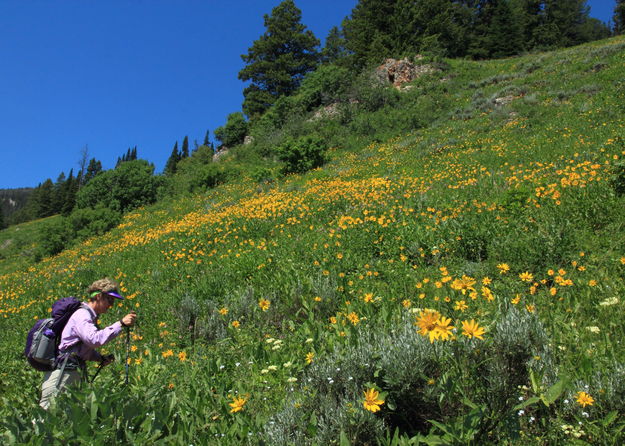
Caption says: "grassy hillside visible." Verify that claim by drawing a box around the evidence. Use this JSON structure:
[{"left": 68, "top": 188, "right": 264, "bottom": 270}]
[{"left": 2, "top": 36, "right": 625, "bottom": 445}]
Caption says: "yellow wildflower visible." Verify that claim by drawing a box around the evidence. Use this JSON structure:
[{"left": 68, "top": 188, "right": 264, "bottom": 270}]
[
  {"left": 461, "top": 320, "right": 485, "bottom": 340},
  {"left": 363, "top": 388, "right": 385, "bottom": 413},
  {"left": 575, "top": 391, "right": 594, "bottom": 408},
  {"left": 229, "top": 396, "right": 247, "bottom": 413},
  {"left": 454, "top": 300, "right": 468, "bottom": 312},
  {"left": 497, "top": 263, "right": 510, "bottom": 274},
  {"left": 258, "top": 298, "right": 271, "bottom": 311}
]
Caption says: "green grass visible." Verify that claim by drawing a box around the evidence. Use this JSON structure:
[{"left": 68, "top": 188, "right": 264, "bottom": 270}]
[{"left": 1, "top": 36, "right": 625, "bottom": 445}]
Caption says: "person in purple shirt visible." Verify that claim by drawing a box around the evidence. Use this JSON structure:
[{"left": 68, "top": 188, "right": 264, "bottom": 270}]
[{"left": 40, "top": 278, "right": 137, "bottom": 410}]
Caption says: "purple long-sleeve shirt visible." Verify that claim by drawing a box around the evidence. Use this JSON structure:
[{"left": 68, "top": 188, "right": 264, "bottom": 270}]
[{"left": 59, "top": 303, "right": 123, "bottom": 362}]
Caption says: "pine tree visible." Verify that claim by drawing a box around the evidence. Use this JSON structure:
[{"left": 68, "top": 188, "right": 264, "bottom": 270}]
[
  {"left": 470, "top": 0, "right": 524, "bottom": 58},
  {"left": 540, "top": 0, "right": 591, "bottom": 47},
  {"left": 37, "top": 179, "right": 55, "bottom": 218},
  {"left": 52, "top": 172, "right": 66, "bottom": 214},
  {"left": 391, "top": 0, "right": 473, "bottom": 58},
  {"left": 342, "top": 0, "right": 397, "bottom": 67},
  {"left": 61, "top": 169, "right": 77, "bottom": 216},
  {"left": 322, "top": 26, "right": 349, "bottom": 64},
  {"left": 509, "top": 0, "right": 545, "bottom": 49},
  {"left": 615, "top": 0, "right": 625, "bottom": 34},
  {"left": 84, "top": 158, "right": 103, "bottom": 184},
  {"left": 164, "top": 142, "right": 180, "bottom": 175},
  {"left": 238, "top": 0, "right": 320, "bottom": 118},
  {"left": 182, "top": 136, "right": 189, "bottom": 159},
  {"left": 131, "top": 146, "right": 137, "bottom": 160},
  {"left": 0, "top": 206, "right": 6, "bottom": 230},
  {"left": 203, "top": 130, "right": 210, "bottom": 146}
]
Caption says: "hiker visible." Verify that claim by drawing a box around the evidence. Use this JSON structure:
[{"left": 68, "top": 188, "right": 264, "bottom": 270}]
[{"left": 39, "top": 278, "right": 137, "bottom": 410}]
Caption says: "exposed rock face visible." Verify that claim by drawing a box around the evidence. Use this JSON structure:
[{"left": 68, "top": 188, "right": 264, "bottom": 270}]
[
  {"left": 309, "top": 102, "right": 341, "bottom": 121},
  {"left": 213, "top": 147, "right": 229, "bottom": 162},
  {"left": 374, "top": 57, "right": 439, "bottom": 89},
  {"left": 244, "top": 135, "right": 254, "bottom": 146}
]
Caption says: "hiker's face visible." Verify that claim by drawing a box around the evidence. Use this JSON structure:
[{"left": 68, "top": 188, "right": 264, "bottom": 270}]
[{"left": 95, "top": 293, "right": 114, "bottom": 314}]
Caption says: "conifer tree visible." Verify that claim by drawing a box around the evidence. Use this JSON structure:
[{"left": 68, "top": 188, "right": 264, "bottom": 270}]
[
  {"left": 238, "top": 0, "right": 320, "bottom": 118},
  {"left": 164, "top": 142, "right": 180, "bottom": 175},
  {"left": 342, "top": 0, "right": 397, "bottom": 67},
  {"left": 53, "top": 172, "right": 66, "bottom": 214},
  {"left": 61, "top": 170, "right": 77, "bottom": 216},
  {"left": 615, "top": 0, "right": 625, "bottom": 34},
  {"left": 470, "top": 0, "right": 524, "bottom": 58},
  {"left": 322, "top": 26, "right": 349, "bottom": 64},
  {"left": 37, "top": 179, "right": 55, "bottom": 218},
  {"left": 0, "top": 206, "right": 6, "bottom": 230},
  {"left": 203, "top": 130, "right": 210, "bottom": 146},
  {"left": 84, "top": 158, "right": 103, "bottom": 184},
  {"left": 537, "top": 0, "right": 591, "bottom": 47},
  {"left": 182, "top": 136, "right": 189, "bottom": 159}
]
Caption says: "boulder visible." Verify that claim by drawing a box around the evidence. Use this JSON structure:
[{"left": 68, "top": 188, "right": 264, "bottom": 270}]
[{"left": 374, "top": 57, "right": 439, "bottom": 89}]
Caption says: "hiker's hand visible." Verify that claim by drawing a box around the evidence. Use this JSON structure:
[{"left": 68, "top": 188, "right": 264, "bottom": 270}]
[
  {"left": 102, "top": 354, "right": 114, "bottom": 367},
  {"left": 121, "top": 311, "right": 137, "bottom": 327}
]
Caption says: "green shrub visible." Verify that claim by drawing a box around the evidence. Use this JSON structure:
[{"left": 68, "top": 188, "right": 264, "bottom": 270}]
[
  {"left": 35, "top": 217, "right": 72, "bottom": 259},
  {"left": 75, "top": 160, "right": 159, "bottom": 213},
  {"left": 267, "top": 309, "right": 554, "bottom": 444},
  {"left": 277, "top": 136, "right": 327, "bottom": 175},
  {"left": 68, "top": 205, "right": 121, "bottom": 241},
  {"left": 214, "top": 112, "right": 249, "bottom": 148},
  {"left": 297, "top": 64, "right": 351, "bottom": 110},
  {"left": 251, "top": 167, "right": 274, "bottom": 184}
]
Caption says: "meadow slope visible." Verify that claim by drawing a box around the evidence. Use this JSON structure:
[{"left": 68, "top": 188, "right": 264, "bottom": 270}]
[{"left": 2, "top": 36, "right": 625, "bottom": 445}]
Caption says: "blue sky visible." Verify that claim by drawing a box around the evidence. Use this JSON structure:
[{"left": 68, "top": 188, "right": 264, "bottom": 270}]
[{"left": 0, "top": 0, "right": 616, "bottom": 189}]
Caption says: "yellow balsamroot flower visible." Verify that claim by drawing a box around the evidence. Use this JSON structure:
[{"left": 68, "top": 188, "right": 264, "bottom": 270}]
[
  {"left": 363, "top": 388, "right": 384, "bottom": 413},
  {"left": 454, "top": 300, "right": 468, "bottom": 312},
  {"left": 219, "top": 307, "right": 229, "bottom": 315},
  {"left": 258, "top": 298, "right": 271, "bottom": 311},
  {"left": 461, "top": 320, "right": 485, "bottom": 340},
  {"left": 347, "top": 312, "right": 360, "bottom": 325},
  {"left": 519, "top": 271, "right": 534, "bottom": 282},
  {"left": 162, "top": 349, "right": 174, "bottom": 358},
  {"left": 229, "top": 395, "right": 247, "bottom": 413},
  {"left": 178, "top": 351, "right": 187, "bottom": 362},
  {"left": 575, "top": 391, "right": 594, "bottom": 408},
  {"left": 435, "top": 316, "right": 454, "bottom": 341},
  {"left": 305, "top": 352, "right": 314, "bottom": 364},
  {"left": 451, "top": 275, "right": 476, "bottom": 294},
  {"left": 497, "top": 263, "right": 510, "bottom": 274},
  {"left": 232, "top": 320, "right": 240, "bottom": 328},
  {"left": 415, "top": 310, "right": 454, "bottom": 342}
]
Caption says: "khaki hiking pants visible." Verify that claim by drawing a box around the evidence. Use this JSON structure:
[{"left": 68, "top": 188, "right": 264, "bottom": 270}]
[{"left": 39, "top": 368, "right": 82, "bottom": 410}]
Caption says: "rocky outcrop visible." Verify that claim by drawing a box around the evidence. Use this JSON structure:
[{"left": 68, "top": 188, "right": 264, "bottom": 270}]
[{"left": 374, "top": 57, "right": 439, "bottom": 89}]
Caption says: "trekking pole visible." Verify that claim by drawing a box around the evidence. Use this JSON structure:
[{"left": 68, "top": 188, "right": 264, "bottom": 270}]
[
  {"left": 125, "top": 326, "right": 131, "bottom": 385},
  {"left": 90, "top": 358, "right": 106, "bottom": 383}
]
